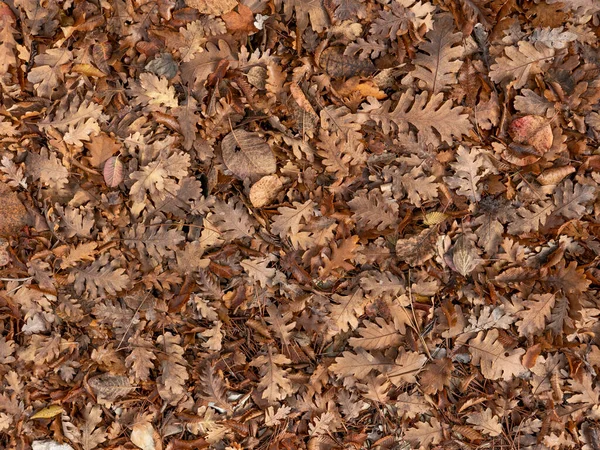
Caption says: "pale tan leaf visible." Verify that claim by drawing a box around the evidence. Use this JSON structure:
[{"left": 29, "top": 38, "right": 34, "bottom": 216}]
[
  {"left": 349, "top": 318, "right": 402, "bottom": 350},
  {"left": 469, "top": 329, "right": 528, "bottom": 380},
  {"left": 411, "top": 15, "right": 463, "bottom": 93},
  {"left": 221, "top": 129, "right": 277, "bottom": 181},
  {"left": 490, "top": 42, "right": 555, "bottom": 89},
  {"left": 467, "top": 408, "right": 503, "bottom": 436}
]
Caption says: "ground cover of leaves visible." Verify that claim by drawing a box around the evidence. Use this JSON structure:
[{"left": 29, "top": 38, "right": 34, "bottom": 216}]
[{"left": 1, "top": 0, "right": 600, "bottom": 449}]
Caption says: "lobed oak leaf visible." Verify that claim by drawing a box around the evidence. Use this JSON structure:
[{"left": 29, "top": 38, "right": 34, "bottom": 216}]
[
  {"left": 199, "top": 362, "right": 231, "bottom": 413},
  {"left": 358, "top": 89, "right": 471, "bottom": 145},
  {"left": 130, "top": 73, "right": 178, "bottom": 110},
  {"left": 349, "top": 318, "right": 402, "bottom": 350},
  {"left": 179, "top": 21, "right": 208, "bottom": 63},
  {"left": 469, "top": 329, "right": 528, "bottom": 380},
  {"left": 271, "top": 200, "right": 315, "bottom": 240},
  {"left": 370, "top": 0, "right": 435, "bottom": 39},
  {"left": 185, "top": 0, "right": 237, "bottom": 15},
  {"left": 276, "top": 0, "right": 329, "bottom": 32},
  {"left": 69, "top": 254, "right": 129, "bottom": 298},
  {"left": 490, "top": 41, "right": 555, "bottom": 89},
  {"left": 444, "top": 146, "right": 489, "bottom": 202},
  {"left": 319, "top": 236, "right": 361, "bottom": 279},
  {"left": 466, "top": 408, "right": 503, "bottom": 437},
  {"left": 210, "top": 198, "right": 256, "bottom": 240},
  {"left": 124, "top": 223, "right": 184, "bottom": 261},
  {"left": 126, "top": 340, "right": 156, "bottom": 382},
  {"left": 388, "top": 350, "right": 427, "bottom": 385},
  {"left": 250, "top": 348, "right": 293, "bottom": 402},
  {"left": 411, "top": 15, "right": 464, "bottom": 93},
  {"left": 403, "top": 417, "right": 443, "bottom": 449},
  {"left": 327, "top": 288, "right": 369, "bottom": 335},
  {"left": 515, "top": 293, "right": 556, "bottom": 336},
  {"left": 26, "top": 148, "right": 69, "bottom": 190},
  {"left": 27, "top": 48, "right": 73, "bottom": 98},
  {"left": 330, "top": 348, "right": 391, "bottom": 380},
  {"left": 348, "top": 189, "right": 399, "bottom": 231}
]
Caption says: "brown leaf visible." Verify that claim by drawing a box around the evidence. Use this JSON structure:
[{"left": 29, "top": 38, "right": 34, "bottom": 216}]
[
  {"left": 223, "top": 5, "right": 257, "bottom": 34},
  {"left": 103, "top": 156, "right": 124, "bottom": 187},
  {"left": 221, "top": 129, "right": 277, "bottom": 181}
]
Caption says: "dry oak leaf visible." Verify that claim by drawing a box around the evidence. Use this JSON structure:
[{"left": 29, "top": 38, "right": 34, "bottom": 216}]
[
  {"left": 327, "top": 288, "right": 369, "bottom": 335},
  {"left": 370, "top": 0, "right": 435, "bottom": 39},
  {"left": 349, "top": 318, "right": 402, "bottom": 350},
  {"left": 515, "top": 293, "right": 556, "bottom": 337},
  {"left": 489, "top": 41, "right": 555, "bottom": 89},
  {"left": 466, "top": 408, "right": 503, "bottom": 437},
  {"left": 411, "top": 14, "right": 464, "bottom": 93},
  {"left": 469, "top": 329, "right": 528, "bottom": 380},
  {"left": 69, "top": 254, "right": 129, "bottom": 298},
  {"left": 276, "top": 0, "right": 330, "bottom": 33},
  {"left": 130, "top": 73, "right": 178, "bottom": 110},
  {"left": 0, "top": 16, "right": 17, "bottom": 76},
  {"left": 250, "top": 349, "right": 293, "bottom": 402},
  {"left": 26, "top": 148, "right": 69, "bottom": 190},
  {"left": 348, "top": 189, "right": 399, "bottom": 231},
  {"left": 181, "top": 39, "right": 235, "bottom": 88},
  {"left": 388, "top": 350, "right": 427, "bottom": 385},
  {"left": 396, "top": 228, "right": 438, "bottom": 266},
  {"left": 221, "top": 129, "right": 277, "bottom": 181},
  {"left": 62, "top": 404, "right": 107, "bottom": 450},
  {"left": 85, "top": 133, "right": 120, "bottom": 168},
  {"left": 271, "top": 200, "right": 315, "bottom": 239},
  {"left": 319, "top": 235, "right": 361, "bottom": 279},
  {"left": 403, "top": 417, "right": 444, "bottom": 449},
  {"left": 185, "top": 0, "right": 237, "bottom": 15},
  {"left": 444, "top": 146, "right": 489, "bottom": 202},
  {"left": 330, "top": 348, "right": 391, "bottom": 379},
  {"left": 358, "top": 89, "right": 471, "bottom": 145},
  {"left": 27, "top": 48, "right": 73, "bottom": 98},
  {"left": 223, "top": 4, "right": 258, "bottom": 34}
]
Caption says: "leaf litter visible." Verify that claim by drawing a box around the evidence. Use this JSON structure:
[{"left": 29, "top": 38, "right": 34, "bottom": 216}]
[{"left": 0, "top": 0, "right": 599, "bottom": 449}]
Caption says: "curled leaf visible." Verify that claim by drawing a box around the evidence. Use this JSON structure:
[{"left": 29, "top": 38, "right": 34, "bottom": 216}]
[{"left": 249, "top": 175, "right": 283, "bottom": 208}]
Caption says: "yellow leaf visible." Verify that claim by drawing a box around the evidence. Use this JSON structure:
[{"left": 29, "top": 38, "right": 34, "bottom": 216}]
[
  {"left": 72, "top": 63, "right": 106, "bottom": 78},
  {"left": 424, "top": 211, "right": 448, "bottom": 225},
  {"left": 31, "top": 405, "right": 64, "bottom": 419}
]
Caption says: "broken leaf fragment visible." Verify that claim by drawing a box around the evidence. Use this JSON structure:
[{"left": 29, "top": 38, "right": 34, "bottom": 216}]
[{"left": 130, "top": 421, "right": 162, "bottom": 450}]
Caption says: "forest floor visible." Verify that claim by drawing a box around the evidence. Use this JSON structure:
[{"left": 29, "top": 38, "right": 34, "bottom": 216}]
[{"left": 1, "top": 0, "right": 600, "bottom": 449}]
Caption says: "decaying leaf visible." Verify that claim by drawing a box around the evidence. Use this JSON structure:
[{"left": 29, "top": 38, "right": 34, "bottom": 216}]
[
  {"left": 3, "top": 1, "right": 600, "bottom": 449},
  {"left": 221, "top": 129, "right": 277, "bottom": 181}
]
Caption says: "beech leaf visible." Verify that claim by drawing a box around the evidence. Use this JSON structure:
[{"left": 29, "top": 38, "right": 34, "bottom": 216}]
[{"left": 221, "top": 129, "right": 277, "bottom": 181}]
